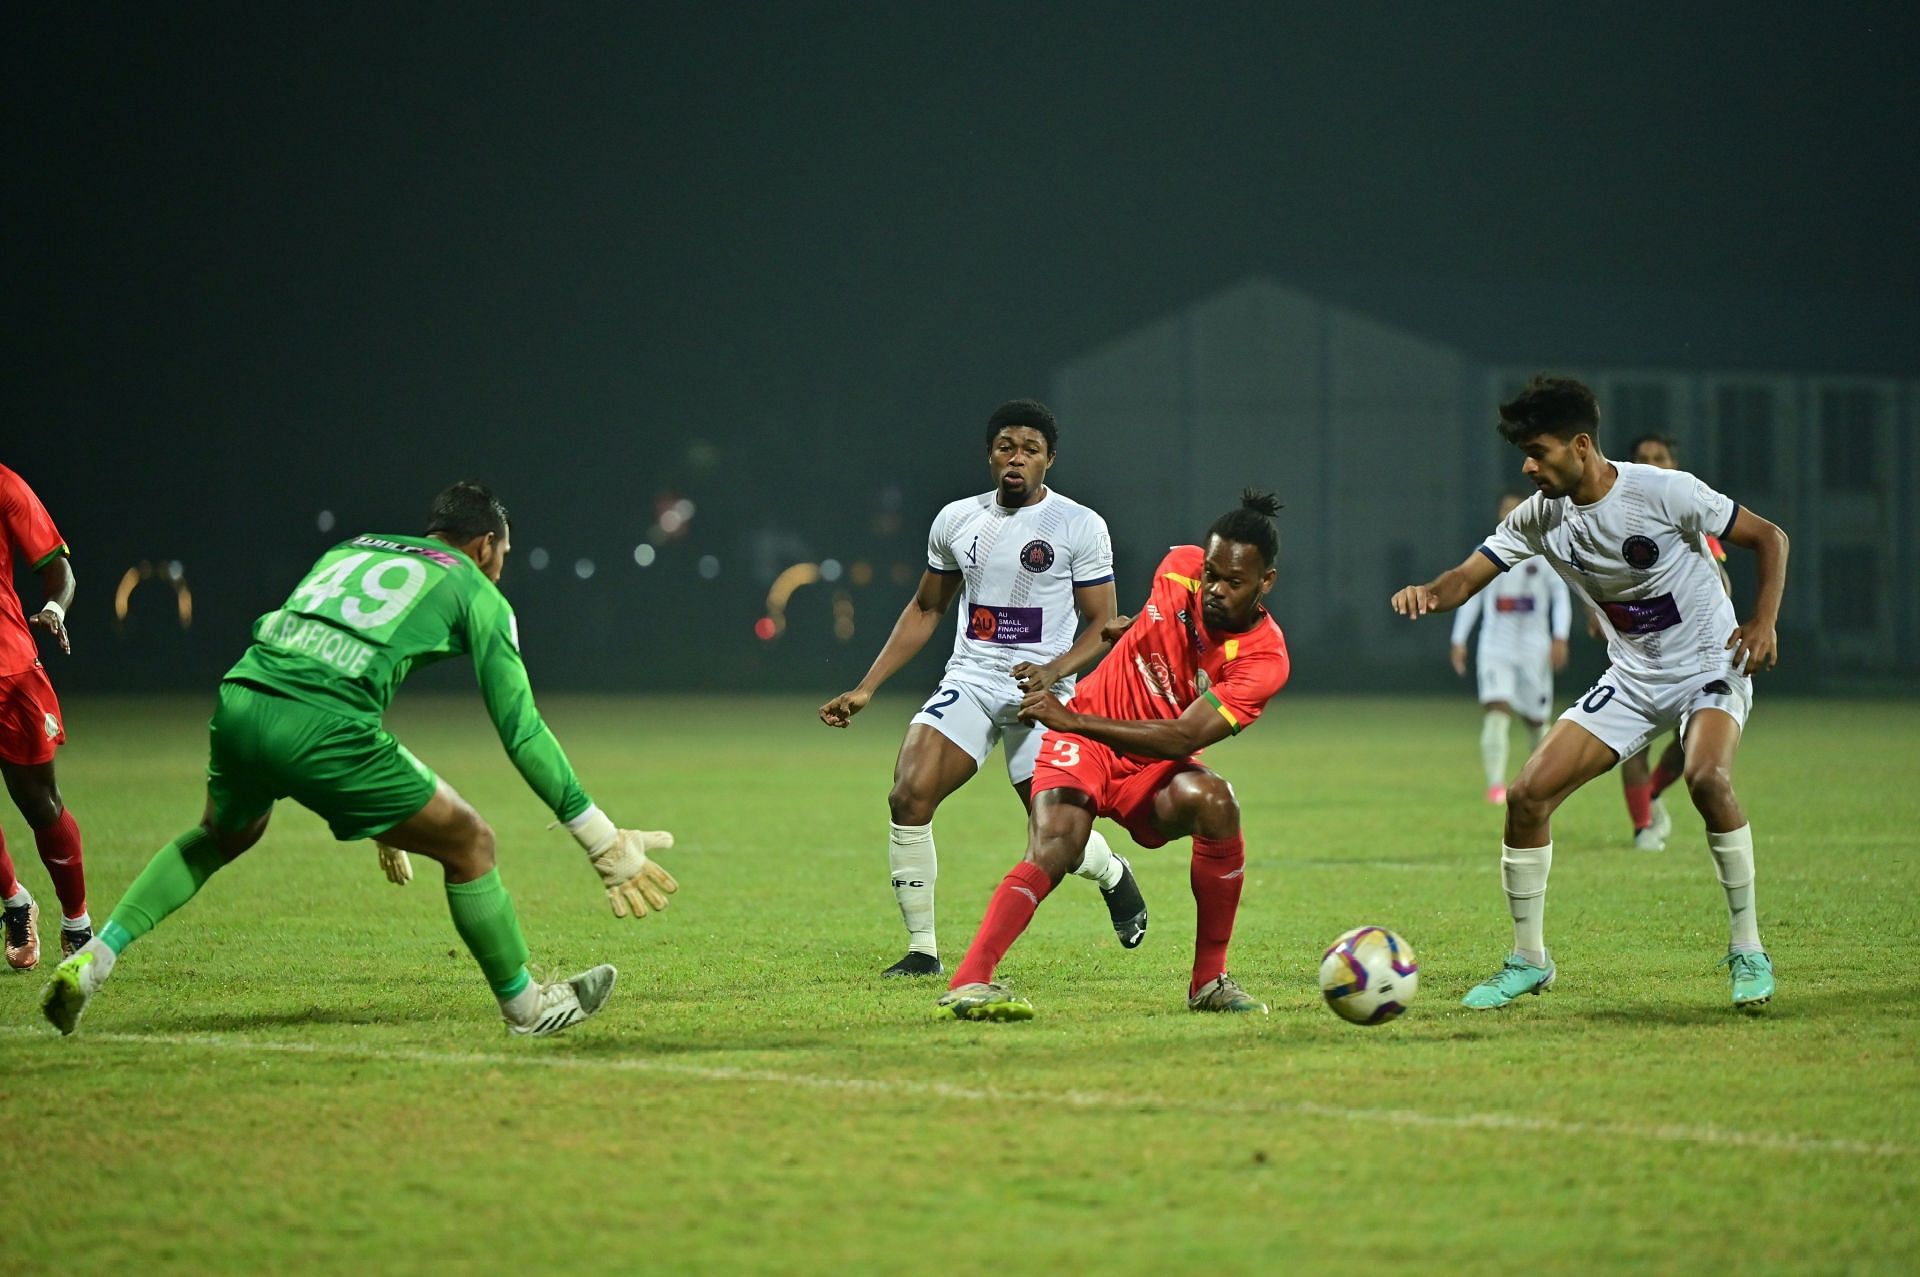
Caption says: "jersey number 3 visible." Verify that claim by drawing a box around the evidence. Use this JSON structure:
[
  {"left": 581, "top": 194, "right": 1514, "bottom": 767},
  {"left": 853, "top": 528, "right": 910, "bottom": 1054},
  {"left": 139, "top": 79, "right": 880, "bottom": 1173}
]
[{"left": 1045, "top": 737, "right": 1081, "bottom": 767}]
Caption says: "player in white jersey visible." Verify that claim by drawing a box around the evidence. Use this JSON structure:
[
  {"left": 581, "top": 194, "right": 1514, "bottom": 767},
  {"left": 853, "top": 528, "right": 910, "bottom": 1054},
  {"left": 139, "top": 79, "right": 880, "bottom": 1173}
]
[
  {"left": 1392, "top": 376, "right": 1790, "bottom": 1011},
  {"left": 819, "top": 400, "right": 1146, "bottom": 977},
  {"left": 1449, "top": 491, "right": 1572, "bottom": 803},
  {"left": 1608, "top": 433, "right": 1734, "bottom": 850}
]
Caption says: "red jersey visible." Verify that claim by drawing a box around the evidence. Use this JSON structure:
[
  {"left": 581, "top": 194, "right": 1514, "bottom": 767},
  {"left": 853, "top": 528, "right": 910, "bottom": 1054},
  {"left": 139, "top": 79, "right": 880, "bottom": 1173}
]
[
  {"left": 1073, "top": 545, "right": 1289, "bottom": 742},
  {"left": 0, "top": 464, "right": 68, "bottom": 676}
]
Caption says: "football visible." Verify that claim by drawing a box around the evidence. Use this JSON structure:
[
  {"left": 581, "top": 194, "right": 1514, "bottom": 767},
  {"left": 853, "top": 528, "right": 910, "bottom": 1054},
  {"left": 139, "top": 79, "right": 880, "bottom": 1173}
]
[{"left": 1318, "top": 926, "right": 1419, "bottom": 1025}]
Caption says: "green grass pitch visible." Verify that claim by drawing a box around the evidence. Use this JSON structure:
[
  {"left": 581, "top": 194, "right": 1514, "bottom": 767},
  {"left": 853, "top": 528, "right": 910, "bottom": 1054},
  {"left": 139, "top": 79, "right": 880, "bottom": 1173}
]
[{"left": 2, "top": 693, "right": 1916, "bottom": 1274}]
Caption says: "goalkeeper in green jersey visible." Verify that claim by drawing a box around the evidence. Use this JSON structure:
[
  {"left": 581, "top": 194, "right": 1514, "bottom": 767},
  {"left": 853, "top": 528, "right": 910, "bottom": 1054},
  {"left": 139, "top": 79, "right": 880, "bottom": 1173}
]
[{"left": 41, "top": 482, "right": 677, "bottom": 1038}]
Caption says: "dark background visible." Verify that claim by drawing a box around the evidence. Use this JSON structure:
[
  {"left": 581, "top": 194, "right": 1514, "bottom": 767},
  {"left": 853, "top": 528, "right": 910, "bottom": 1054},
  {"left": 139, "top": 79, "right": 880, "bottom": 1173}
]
[{"left": 7, "top": 4, "right": 1916, "bottom": 694}]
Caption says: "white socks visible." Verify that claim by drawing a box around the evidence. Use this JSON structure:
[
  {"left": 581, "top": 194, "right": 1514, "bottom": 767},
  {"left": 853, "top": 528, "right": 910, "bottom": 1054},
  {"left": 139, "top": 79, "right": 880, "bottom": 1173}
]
[
  {"left": 63, "top": 909, "right": 90, "bottom": 932},
  {"left": 889, "top": 822, "right": 938, "bottom": 957},
  {"left": 1707, "top": 824, "right": 1762, "bottom": 952},
  {"left": 499, "top": 979, "right": 540, "bottom": 1026},
  {"left": 1480, "top": 711, "right": 1509, "bottom": 789},
  {"left": 1501, "top": 841, "right": 1552, "bottom": 966},
  {"left": 2, "top": 888, "right": 30, "bottom": 909},
  {"left": 1072, "top": 828, "right": 1125, "bottom": 891}
]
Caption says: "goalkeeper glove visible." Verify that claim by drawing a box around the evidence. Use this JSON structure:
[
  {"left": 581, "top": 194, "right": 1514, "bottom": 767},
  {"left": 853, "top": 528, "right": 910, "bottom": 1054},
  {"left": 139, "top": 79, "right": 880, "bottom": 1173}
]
[
  {"left": 375, "top": 841, "right": 413, "bottom": 886},
  {"left": 566, "top": 806, "right": 679, "bottom": 919}
]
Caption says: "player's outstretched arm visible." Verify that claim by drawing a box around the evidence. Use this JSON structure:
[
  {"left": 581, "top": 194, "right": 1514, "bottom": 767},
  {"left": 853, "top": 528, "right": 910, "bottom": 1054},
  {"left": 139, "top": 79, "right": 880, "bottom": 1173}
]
[
  {"left": 29, "top": 555, "right": 75, "bottom": 655},
  {"left": 1722, "top": 506, "right": 1790, "bottom": 673},
  {"left": 1390, "top": 551, "right": 1498, "bottom": 619},
  {"left": 820, "top": 570, "right": 962, "bottom": 726},
  {"left": 1013, "top": 579, "right": 1118, "bottom": 692}
]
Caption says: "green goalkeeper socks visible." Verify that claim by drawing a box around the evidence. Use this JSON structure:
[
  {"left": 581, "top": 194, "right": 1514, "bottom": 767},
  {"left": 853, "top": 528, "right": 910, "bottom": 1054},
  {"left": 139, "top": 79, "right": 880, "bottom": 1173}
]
[
  {"left": 445, "top": 869, "right": 532, "bottom": 999},
  {"left": 102, "top": 827, "right": 231, "bottom": 955}
]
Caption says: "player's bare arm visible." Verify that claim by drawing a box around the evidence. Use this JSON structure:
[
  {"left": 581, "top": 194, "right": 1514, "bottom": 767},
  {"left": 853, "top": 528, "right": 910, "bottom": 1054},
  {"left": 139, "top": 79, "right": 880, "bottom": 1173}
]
[
  {"left": 1019, "top": 688, "right": 1233, "bottom": 760},
  {"left": 28, "top": 554, "right": 75, "bottom": 655},
  {"left": 1012, "top": 579, "right": 1118, "bottom": 692},
  {"left": 1721, "top": 506, "right": 1790, "bottom": 674},
  {"left": 1391, "top": 550, "right": 1499, "bottom": 619},
  {"left": 819, "top": 569, "right": 964, "bottom": 727},
  {"left": 1449, "top": 642, "right": 1468, "bottom": 676}
]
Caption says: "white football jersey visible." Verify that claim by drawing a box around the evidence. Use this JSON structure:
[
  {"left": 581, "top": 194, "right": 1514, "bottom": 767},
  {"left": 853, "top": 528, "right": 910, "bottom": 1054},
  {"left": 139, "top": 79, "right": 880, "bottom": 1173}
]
[
  {"left": 927, "top": 488, "right": 1114, "bottom": 692},
  {"left": 1481, "top": 462, "right": 1741, "bottom": 684},
  {"left": 1450, "top": 554, "right": 1571, "bottom": 663}
]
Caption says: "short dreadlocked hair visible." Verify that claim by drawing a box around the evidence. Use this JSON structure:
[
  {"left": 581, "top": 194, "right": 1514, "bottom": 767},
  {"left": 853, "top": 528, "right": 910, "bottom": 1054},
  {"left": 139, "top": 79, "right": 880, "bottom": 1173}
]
[{"left": 1206, "top": 489, "right": 1282, "bottom": 566}]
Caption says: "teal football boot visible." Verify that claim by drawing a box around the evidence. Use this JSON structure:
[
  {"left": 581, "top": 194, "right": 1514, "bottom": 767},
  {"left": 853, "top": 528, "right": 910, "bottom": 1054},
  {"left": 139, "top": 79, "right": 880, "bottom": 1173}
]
[
  {"left": 1720, "top": 950, "right": 1774, "bottom": 1008},
  {"left": 1460, "top": 953, "right": 1556, "bottom": 1009}
]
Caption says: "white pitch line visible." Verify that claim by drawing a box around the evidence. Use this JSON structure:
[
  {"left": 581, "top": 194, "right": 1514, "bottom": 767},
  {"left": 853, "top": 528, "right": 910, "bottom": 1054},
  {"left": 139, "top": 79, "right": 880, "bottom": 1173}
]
[{"left": 0, "top": 1025, "right": 1904, "bottom": 1159}]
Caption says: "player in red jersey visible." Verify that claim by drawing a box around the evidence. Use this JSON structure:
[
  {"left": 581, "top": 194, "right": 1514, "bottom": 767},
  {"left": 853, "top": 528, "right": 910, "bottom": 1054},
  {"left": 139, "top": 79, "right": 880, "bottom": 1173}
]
[
  {"left": 0, "top": 463, "right": 86, "bottom": 971},
  {"left": 936, "top": 491, "right": 1290, "bottom": 1021}
]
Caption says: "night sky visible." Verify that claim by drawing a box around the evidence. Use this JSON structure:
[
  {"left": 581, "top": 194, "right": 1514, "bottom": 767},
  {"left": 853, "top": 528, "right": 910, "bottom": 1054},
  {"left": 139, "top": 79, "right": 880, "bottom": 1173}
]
[{"left": 7, "top": 4, "right": 1916, "bottom": 688}]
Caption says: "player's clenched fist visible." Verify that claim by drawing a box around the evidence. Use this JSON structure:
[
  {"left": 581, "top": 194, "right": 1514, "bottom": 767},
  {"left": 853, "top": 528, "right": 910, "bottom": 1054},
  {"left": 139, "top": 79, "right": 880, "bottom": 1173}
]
[
  {"left": 589, "top": 829, "right": 679, "bottom": 919},
  {"left": 1391, "top": 585, "right": 1439, "bottom": 618},
  {"left": 819, "top": 687, "right": 871, "bottom": 728},
  {"left": 1726, "top": 620, "right": 1779, "bottom": 674}
]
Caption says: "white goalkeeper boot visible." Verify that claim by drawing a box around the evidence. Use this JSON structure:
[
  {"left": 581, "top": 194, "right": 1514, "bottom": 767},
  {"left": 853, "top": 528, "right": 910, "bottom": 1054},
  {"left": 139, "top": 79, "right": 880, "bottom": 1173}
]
[{"left": 504, "top": 964, "right": 619, "bottom": 1038}]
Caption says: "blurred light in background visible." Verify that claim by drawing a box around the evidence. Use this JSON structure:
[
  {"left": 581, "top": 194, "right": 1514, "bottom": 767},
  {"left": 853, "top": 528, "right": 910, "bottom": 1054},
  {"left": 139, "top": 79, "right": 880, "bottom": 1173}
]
[
  {"left": 528, "top": 548, "right": 550, "bottom": 571},
  {"left": 633, "top": 543, "right": 656, "bottom": 567},
  {"left": 820, "top": 558, "right": 843, "bottom": 582},
  {"left": 574, "top": 558, "right": 595, "bottom": 580},
  {"left": 763, "top": 562, "right": 821, "bottom": 637},
  {"left": 316, "top": 510, "right": 335, "bottom": 533},
  {"left": 698, "top": 555, "right": 720, "bottom": 580},
  {"left": 114, "top": 561, "right": 194, "bottom": 631}
]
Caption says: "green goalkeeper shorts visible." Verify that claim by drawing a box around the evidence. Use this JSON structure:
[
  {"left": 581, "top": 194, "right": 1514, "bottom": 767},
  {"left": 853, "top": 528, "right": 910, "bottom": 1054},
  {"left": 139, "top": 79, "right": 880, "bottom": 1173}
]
[{"left": 206, "top": 681, "right": 440, "bottom": 842}]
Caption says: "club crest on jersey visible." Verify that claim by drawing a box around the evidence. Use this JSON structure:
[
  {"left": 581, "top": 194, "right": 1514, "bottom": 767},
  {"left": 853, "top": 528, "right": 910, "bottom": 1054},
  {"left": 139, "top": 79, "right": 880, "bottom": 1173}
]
[
  {"left": 1623, "top": 535, "right": 1660, "bottom": 570},
  {"left": 43, "top": 713, "right": 60, "bottom": 740},
  {"left": 1018, "top": 539, "right": 1055, "bottom": 573}
]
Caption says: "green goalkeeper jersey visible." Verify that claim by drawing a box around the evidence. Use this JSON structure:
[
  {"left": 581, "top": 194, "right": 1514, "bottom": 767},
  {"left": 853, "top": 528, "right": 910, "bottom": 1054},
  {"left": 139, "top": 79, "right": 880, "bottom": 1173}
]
[{"left": 224, "top": 533, "right": 591, "bottom": 822}]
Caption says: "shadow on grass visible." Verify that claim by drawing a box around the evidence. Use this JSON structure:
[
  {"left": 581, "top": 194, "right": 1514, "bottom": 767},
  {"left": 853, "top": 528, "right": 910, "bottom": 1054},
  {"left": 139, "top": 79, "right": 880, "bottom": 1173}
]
[
  {"left": 151, "top": 1006, "right": 386, "bottom": 1032},
  {"left": 556, "top": 1032, "right": 836, "bottom": 1057}
]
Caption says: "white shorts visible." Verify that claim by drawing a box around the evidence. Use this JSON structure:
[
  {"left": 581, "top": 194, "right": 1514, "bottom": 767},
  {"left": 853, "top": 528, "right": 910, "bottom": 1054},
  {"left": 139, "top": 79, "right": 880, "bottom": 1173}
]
[
  {"left": 1476, "top": 653, "right": 1554, "bottom": 723},
  {"left": 910, "top": 677, "right": 1052, "bottom": 784},
  {"left": 1561, "top": 665, "right": 1753, "bottom": 761}
]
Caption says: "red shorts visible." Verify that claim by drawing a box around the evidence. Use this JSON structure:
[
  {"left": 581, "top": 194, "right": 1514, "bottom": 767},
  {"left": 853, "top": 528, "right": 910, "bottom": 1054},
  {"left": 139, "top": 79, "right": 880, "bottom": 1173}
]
[
  {"left": 0, "top": 661, "right": 64, "bottom": 766},
  {"left": 1030, "top": 731, "right": 1201, "bottom": 849}
]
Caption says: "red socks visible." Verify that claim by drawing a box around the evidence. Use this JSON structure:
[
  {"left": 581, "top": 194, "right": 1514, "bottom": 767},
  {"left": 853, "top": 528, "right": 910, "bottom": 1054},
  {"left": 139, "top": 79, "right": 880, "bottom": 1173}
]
[
  {"left": 1624, "top": 782, "right": 1653, "bottom": 831},
  {"left": 949, "top": 861, "right": 1054, "bottom": 989},
  {"left": 0, "top": 832, "right": 17, "bottom": 899},
  {"left": 34, "top": 810, "right": 87, "bottom": 921},
  {"left": 1650, "top": 761, "right": 1682, "bottom": 799},
  {"left": 1189, "top": 834, "right": 1245, "bottom": 995}
]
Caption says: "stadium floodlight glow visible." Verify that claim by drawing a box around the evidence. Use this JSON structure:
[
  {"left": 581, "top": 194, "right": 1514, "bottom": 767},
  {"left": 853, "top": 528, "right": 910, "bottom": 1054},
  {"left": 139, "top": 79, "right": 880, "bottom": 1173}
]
[
  {"left": 698, "top": 555, "right": 720, "bottom": 580},
  {"left": 317, "top": 510, "right": 335, "bottom": 533},
  {"left": 574, "top": 559, "right": 595, "bottom": 580},
  {"left": 820, "top": 558, "right": 844, "bottom": 582},
  {"left": 633, "top": 543, "right": 656, "bottom": 567},
  {"left": 528, "top": 548, "right": 550, "bottom": 571}
]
